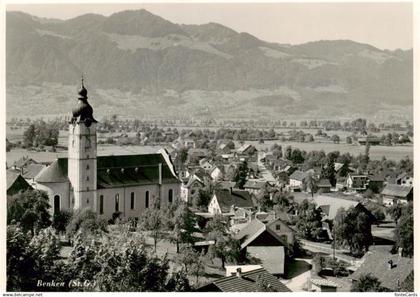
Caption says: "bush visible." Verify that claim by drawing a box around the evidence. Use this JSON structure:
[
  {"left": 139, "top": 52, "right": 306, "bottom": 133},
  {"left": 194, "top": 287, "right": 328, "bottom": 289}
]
[
  {"left": 52, "top": 210, "right": 73, "bottom": 233},
  {"left": 66, "top": 209, "right": 108, "bottom": 239}
]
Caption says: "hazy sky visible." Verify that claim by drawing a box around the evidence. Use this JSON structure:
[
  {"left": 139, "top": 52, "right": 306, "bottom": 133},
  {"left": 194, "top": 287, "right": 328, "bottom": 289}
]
[{"left": 7, "top": 2, "right": 413, "bottom": 50}]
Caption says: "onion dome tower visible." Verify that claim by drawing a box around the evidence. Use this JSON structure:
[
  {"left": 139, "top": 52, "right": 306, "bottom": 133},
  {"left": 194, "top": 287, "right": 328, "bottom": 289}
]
[
  {"left": 68, "top": 76, "right": 97, "bottom": 212},
  {"left": 71, "top": 76, "right": 97, "bottom": 126}
]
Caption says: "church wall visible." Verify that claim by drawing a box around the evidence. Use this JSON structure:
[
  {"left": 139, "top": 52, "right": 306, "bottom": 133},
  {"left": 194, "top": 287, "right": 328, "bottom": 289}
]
[
  {"left": 33, "top": 181, "right": 71, "bottom": 216},
  {"left": 160, "top": 182, "right": 180, "bottom": 208}
]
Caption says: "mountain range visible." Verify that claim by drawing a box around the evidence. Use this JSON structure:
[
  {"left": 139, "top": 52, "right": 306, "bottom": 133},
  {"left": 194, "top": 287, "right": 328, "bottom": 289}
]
[{"left": 6, "top": 9, "right": 413, "bottom": 121}]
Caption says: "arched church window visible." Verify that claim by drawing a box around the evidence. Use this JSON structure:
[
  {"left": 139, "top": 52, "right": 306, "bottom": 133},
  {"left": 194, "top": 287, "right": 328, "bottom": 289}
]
[
  {"left": 54, "top": 195, "right": 60, "bottom": 214},
  {"left": 86, "top": 176, "right": 89, "bottom": 181},
  {"left": 145, "top": 191, "right": 149, "bottom": 208},
  {"left": 86, "top": 164, "right": 90, "bottom": 170},
  {"left": 99, "top": 195, "right": 104, "bottom": 214},
  {"left": 115, "top": 194, "right": 120, "bottom": 212},
  {"left": 168, "top": 189, "right": 173, "bottom": 203}
]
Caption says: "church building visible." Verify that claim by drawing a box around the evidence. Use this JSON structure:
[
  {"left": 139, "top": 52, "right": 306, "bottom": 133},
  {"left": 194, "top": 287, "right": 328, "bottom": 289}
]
[{"left": 33, "top": 80, "right": 180, "bottom": 219}]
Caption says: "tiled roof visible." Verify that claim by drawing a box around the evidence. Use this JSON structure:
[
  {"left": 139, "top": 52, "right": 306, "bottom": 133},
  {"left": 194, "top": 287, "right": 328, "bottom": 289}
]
[
  {"left": 311, "top": 278, "right": 340, "bottom": 288},
  {"left": 13, "top": 157, "right": 38, "bottom": 168},
  {"left": 247, "top": 246, "right": 285, "bottom": 275},
  {"left": 198, "top": 267, "right": 291, "bottom": 292},
  {"left": 313, "top": 195, "right": 359, "bottom": 220},
  {"left": 35, "top": 153, "right": 179, "bottom": 187},
  {"left": 21, "top": 163, "right": 46, "bottom": 179},
  {"left": 350, "top": 251, "right": 413, "bottom": 291},
  {"left": 235, "top": 219, "right": 266, "bottom": 249},
  {"left": 35, "top": 158, "right": 68, "bottom": 183},
  {"left": 7, "top": 170, "right": 32, "bottom": 195},
  {"left": 243, "top": 180, "right": 268, "bottom": 189},
  {"left": 218, "top": 181, "right": 237, "bottom": 189},
  {"left": 381, "top": 184, "right": 413, "bottom": 198},
  {"left": 317, "top": 179, "right": 332, "bottom": 187},
  {"left": 214, "top": 189, "right": 254, "bottom": 212},
  {"left": 289, "top": 170, "right": 308, "bottom": 181}
]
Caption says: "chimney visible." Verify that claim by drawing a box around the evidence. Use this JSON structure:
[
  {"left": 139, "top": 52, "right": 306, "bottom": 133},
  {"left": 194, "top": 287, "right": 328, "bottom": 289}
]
[
  {"left": 388, "top": 260, "right": 393, "bottom": 270},
  {"left": 398, "top": 247, "right": 403, "bottom": 257},
  {"left": 230, "top": 187, "right": 233, "bottom": 194},
  {"left": 236, "top": 268, "right": 242, "bottom": 278},
  {"left": 158, "top": 163, "right": 162, "bottom": 185}
]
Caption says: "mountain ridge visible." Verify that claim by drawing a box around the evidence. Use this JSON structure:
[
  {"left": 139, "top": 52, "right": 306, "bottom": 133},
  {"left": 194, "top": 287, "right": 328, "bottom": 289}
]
[{"left": 6, "top": 9, "right": 412, "bottom": 120}]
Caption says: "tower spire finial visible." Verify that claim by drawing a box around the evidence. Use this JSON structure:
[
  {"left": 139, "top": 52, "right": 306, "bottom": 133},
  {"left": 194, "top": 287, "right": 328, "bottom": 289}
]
[{"left": 81, "top": 74, "right": 84, "bottom": 88}]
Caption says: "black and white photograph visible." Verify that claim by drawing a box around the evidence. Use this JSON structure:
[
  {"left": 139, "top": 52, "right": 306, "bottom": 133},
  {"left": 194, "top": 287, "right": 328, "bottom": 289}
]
[{"left": 2, "top": 1, "right": 416, "bottom": 293}]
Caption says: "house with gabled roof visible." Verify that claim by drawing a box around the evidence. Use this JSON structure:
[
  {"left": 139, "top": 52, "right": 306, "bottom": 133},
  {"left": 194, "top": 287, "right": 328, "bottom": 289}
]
[
  {"left": 234, "top": 218, "right": 294, "bottom": 276},
  {"left": 381, "top": 184, "right": 413, "bottom": 206},
  {"left": 346, "top": 173, "right": 368, "bottom": 191},
  {"left": 350, "top": 250, "right": 413, "bottom": 292},
  {"left": 180, "top": 174, "right": 205, "bottom": 205},
  {"left": 7, "top": 170, "right": 33, "bottom": 196},
  {"left": 289, "top": 170, "right": 309, "bottom": 191},
  {"left": 196, "top": 267, "right": 291, "bottom": 292},
  {"left": 208, "top": 188, "right": 254, "bottom": 215}
]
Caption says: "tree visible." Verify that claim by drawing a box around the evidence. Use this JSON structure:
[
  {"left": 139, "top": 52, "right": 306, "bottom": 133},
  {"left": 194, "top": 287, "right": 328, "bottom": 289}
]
[
  {"left": 7, "top": 226, "right": 64, "bottom": 291},
  {"left": 394, "top": 204, "right": 413, "bottom": 257},
  {"left": 233, "top": 161, "right": 249, "bottom": 189},
  {"left": 295, "top": 199, "right": 323, "bottom": 240},
  {"left": 165, "top": 270, "right": 191, "bottom": 292},
  {"left": 322, "top": 157, "right": 337, "bottom": 187},
  {"left": 331, "top": 134, "right": 340, "bottom": 144},
  {"left": 52, "top": 210, "right": 73, "bottom": 234},
  {"left": 255, "top": 185, "right": 273, "bottom": 211},
  {"left": 346, "top": 136, "right": 352, "bottom": 144},
  {"left": 66, "top": 208, "right": 108, "bottom": 240},
  {"left": 175, "top": 247, "right": 199, "bottom": 274},
  {"left": 206, "top": 215, "right": 240, "bottom": 268},
  {"left": 171, "top": 203, "right": 198, "bottom": 252},
  {"left": 386, "top": 203, "right": 403, "bottom": 224},
  {"left": 303, "top": 173, "right": 317, "bottom": 197},
  {"left": 190, "top": 251, "right": 206, "bottom": 284},
  {"left": 7, "top": 189, "right": 51, "bottom": 235},
  {"left": 351, "top": 274, "right": 383, "bottom": 292},
  {"left": 139, "top": 208, "right": 163, "bottom": 252},
  {"left": 334, "top": 207, "right": 373, "bottom": 257},
  {"left": 290, "top": 149, "right": 305, "bottom": 164}
]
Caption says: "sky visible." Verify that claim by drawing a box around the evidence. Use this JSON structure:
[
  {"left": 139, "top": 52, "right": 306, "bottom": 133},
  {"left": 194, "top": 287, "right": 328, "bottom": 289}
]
[{"left": 6, "top": 2, "right": 413, "bottom": 50}]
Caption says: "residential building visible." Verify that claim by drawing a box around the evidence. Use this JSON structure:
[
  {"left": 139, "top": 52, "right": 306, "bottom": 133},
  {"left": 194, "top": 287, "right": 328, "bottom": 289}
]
[
  {"left": 7, "top": 170, "right": 33, "bottom": 197},
  {"left": 350, "top": 250, "right": 413, "bottom": 291},
  {"left": 346, "top": 174, "right": 368, "bottom": 191},
  {"left": 289, "top": 170, "right": 309, "bottom": 192},
  {"left": 381, "top": 184, "right": 413, "bottom": 206},
  {"left": 208, "top": 188, "right": 254, "bottom": 215},
  {"left": 196, "top": 267, "right": 291, "bottom": 292}
]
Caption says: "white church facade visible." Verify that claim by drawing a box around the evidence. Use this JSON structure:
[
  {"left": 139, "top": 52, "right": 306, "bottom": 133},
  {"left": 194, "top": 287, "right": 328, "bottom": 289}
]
[{"left": 33, "top": 80, "right": 180, "bottom": 219}]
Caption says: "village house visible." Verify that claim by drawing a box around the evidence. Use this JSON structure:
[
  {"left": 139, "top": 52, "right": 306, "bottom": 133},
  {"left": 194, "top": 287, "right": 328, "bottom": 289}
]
[
  {"left": 30, "top": 82, "right": 180, "bottom": 219},
  {"left": 316, "top": 179, "right": 332, "bottom": 193},
  {"left": 180, "top": 174, "right": 205, "bottom": 205},
  {"left": 395, "top": 173, "right": 413, "bottom": 186},
  {"left": 234, "top": 218, "right": 294, "bottom": 276},
  {"left": 209, "top": 165, "right": 224, "bottom": 181},
  {"left": 208, "top": 188, "right": 254, "bottom": 215},
  {"left": 243, "top": 179, "right": 273, "bottom": 195},
  {"left": 217, "top": 140, "right": 234, "bottom": 154},
  {"left": 288, "top": 170, "right": 309, "bottom": 192},
  {"left": 312, "top": 195, "right": 376, "bottom": 223},
  {"left": 7, "top": 170, "right": 33, "bottom": 197},
  {"left": 196, "top": 267, "right": 291, "bottom": 292},
  {"left": 346, "top": 173, "right": 368, "bottom": 191},
  {"left": 380, "top": 184, "right": 413, "bottom": 206},
  {"left": 199, "top": 158, "right": 213, "bottom": 171},
  {"left": 350, "top": 250, "right": 413, "bottom": 291}
]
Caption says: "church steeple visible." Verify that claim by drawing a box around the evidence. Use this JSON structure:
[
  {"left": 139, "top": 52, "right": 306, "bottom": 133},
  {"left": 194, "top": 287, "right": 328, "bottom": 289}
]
[{"left": 71, "top": 76, "right": 97, "bottom": 126}]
